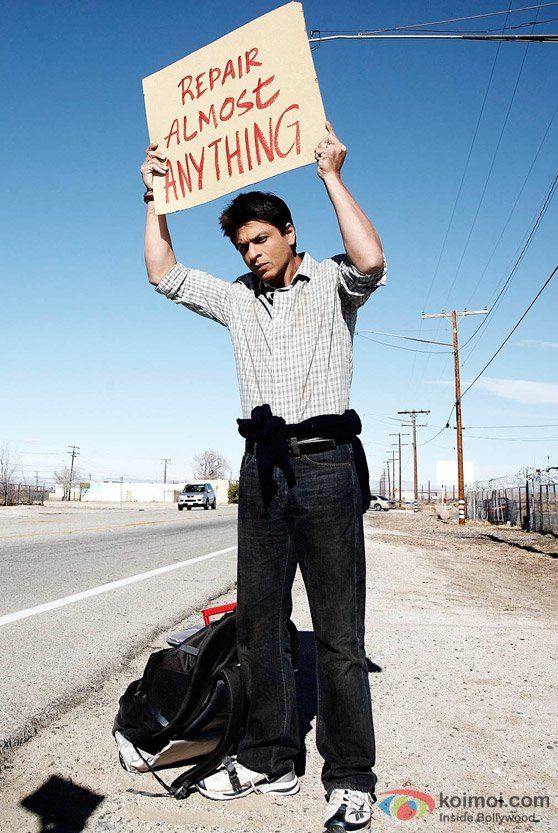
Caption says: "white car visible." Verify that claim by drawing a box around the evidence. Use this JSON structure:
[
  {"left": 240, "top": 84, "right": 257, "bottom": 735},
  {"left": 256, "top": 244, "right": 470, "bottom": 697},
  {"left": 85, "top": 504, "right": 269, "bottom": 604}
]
[
  {"left": 370, "top": 494, "right": 394, "bottom": 511},
  {"left": 178, "top": 483, "right": 217, "bottom": 511}
]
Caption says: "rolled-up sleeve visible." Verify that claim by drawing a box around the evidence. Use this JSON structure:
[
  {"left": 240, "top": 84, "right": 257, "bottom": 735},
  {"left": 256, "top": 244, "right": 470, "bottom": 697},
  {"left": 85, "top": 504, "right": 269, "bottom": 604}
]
[
  {"left": 334, "top": 255, "right": 388, "bottom": 310},
  {"left": 155, "top": 262, "right": 231, "bottom": 327}
]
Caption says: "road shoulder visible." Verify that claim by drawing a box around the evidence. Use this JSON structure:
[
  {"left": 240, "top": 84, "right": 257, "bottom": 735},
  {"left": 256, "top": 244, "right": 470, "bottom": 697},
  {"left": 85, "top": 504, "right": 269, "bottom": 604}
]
[{"left": 1, "top": 510, "right": 556, "bottom": 833}]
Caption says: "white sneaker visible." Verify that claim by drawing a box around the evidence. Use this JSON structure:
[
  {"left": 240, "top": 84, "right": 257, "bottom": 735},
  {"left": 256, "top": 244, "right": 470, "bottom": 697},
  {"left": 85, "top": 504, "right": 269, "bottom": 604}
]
[
  {"left": 324, "top": 788, "right": 374, "bottom": 831},
  {"left": 197, "top": 756, "right": 299, "bottom": 801}
]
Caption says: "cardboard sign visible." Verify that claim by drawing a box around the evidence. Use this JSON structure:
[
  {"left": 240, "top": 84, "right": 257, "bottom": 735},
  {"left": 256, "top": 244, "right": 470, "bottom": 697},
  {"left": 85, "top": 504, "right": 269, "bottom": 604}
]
[{"left": 142, "top": 2, "right": 326, "bottom": 214}]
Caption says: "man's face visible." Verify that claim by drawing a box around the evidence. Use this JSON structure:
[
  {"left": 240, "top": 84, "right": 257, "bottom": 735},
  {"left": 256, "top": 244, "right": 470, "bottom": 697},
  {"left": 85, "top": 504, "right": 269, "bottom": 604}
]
[{"left": 234, "top": 221, "right": 297, "bottom": 286}]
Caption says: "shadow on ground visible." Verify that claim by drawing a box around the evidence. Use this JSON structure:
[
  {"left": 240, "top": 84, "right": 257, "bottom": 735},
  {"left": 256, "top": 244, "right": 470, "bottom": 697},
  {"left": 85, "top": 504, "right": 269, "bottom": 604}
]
[
  {"left": 20, "top": 774, "right": 104, "bottom": 832},
  {"left": 294, "top": 631, "right": 382, "bottom": 777},
  {"left": 480, "top": 532, "right": 558, "bottom": 558}
]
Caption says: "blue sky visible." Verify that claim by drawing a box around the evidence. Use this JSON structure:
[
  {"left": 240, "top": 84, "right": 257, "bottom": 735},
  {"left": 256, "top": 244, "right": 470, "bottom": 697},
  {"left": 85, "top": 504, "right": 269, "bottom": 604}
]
[{"left": 2, "top": 0, "right": 557, "bottom": 487}]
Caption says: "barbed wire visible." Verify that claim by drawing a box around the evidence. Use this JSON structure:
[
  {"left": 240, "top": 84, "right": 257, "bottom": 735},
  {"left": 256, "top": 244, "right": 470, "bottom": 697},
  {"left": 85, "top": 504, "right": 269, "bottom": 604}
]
[{"left": 467, "top": 465, "right": 558, "bottom": 490}]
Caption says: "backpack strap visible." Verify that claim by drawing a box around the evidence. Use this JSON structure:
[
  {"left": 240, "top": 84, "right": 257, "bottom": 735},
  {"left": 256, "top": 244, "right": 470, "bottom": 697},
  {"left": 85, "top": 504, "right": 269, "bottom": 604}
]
[
  {"left": 127, "top": 746, "right": 176, "bottom": 798},
  {"left": 170, "top": 664, "right": 244, "bottom": 800}
]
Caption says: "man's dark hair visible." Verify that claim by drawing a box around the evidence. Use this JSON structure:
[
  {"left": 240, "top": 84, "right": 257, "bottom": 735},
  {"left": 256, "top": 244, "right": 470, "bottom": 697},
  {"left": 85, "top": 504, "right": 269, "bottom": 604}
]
[{"left": 219, "top": 191, "right": 296, "bottom": 252}]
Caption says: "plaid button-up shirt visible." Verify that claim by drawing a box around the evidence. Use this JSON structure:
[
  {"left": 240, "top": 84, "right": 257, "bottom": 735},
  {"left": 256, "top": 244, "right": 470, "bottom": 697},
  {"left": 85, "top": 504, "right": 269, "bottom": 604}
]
[{"left": 156, "top": 253, "right": 387, "bottom": 424}]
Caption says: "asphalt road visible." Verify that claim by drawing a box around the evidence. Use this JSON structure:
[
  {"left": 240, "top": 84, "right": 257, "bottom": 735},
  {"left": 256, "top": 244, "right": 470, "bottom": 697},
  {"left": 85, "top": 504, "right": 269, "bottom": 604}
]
[{"left": 0, "top": 502, "right": 238, "bottom": 759}]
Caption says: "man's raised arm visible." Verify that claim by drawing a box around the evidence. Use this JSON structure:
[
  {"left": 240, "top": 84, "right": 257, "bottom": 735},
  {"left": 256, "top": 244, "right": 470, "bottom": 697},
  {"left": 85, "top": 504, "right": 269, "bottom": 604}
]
[
  {"left": 315, "top": 123, "right": 385, "bottom": 276},
  {"left": 141, "top": 143, "right": 176, "bottom": 285},
  {"left": 140, "top": 143, "right": 231, "bottom": 328}
]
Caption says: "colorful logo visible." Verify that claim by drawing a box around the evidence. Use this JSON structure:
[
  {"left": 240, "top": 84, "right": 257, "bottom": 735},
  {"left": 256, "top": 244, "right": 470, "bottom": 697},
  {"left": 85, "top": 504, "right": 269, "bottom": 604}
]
[{"left": 377, "top": 788, "right": 436, "bottom": 821}]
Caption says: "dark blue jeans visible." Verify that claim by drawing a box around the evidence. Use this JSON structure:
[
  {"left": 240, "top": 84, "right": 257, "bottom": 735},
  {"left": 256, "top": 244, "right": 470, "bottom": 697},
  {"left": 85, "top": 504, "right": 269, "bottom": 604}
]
[{"left": 236, "top": 442, "right": 377, "bottom": 797}]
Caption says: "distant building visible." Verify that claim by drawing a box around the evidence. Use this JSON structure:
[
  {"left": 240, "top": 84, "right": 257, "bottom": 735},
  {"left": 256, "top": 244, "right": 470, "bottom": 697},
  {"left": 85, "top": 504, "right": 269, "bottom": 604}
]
[
  {"left": 435, "top": 460, "right": 475, "bottom": 490},
  {"left": 76, "top": 478, "right": 231, "bottom": 504}
]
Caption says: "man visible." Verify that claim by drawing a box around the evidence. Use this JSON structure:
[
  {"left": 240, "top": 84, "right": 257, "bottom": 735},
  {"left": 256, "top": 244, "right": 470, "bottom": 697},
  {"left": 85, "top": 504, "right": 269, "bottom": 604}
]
[{"left": 141, "top": 122, "right": 386, "bottom": 832}]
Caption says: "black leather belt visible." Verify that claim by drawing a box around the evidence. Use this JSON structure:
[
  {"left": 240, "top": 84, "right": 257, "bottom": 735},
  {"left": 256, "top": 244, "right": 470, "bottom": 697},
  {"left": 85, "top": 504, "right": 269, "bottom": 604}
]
[{"left": 245, "top": 437, "right": 339, "bottom": 458}]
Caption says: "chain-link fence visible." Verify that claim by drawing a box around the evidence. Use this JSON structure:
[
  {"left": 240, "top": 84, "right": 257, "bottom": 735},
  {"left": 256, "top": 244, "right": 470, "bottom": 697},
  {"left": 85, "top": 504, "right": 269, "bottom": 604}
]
[
  {"left": 1, "top": 484, "right": 48, "bottom": 506},
  {"left": 466, "top": 470, "right": 558, "bottom": 535}
]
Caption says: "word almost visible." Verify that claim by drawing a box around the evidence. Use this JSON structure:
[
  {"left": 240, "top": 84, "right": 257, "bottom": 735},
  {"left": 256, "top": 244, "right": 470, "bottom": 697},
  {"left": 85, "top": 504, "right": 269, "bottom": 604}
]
[{"left": 164, "top": 104, "right": 300, "bottom": 202}]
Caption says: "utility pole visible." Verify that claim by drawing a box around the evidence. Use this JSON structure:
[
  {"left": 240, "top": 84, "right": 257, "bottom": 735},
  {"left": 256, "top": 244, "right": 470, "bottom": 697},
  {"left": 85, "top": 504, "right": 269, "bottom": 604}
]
[
  {"left": 398, "top": 411, "right": 430, "bottom": 512},
  {"left": 386, "top": 451, "right": 397, "bottom": 500},
  {"left": 35, "top": 470, "right": 39, "bottom": 490},
  {"left": 161, "top": 457, "right": 171, "bottom": 484},
  {"left": 390, "top": 433, "right": 409, "bottom": 507},
  {"left": 383, "top": 460, "right": 391, "bottom": 499},
  {"left": 422, "top": 309, "right": 488, "bottom": 525},
  {"left": 67, "top": 445, "right": 80, "bottom": 501}
]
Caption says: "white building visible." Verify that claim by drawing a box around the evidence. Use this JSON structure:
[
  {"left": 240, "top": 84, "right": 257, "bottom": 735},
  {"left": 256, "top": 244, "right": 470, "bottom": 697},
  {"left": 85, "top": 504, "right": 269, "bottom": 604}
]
[
  {"left": 435, "top": 460, "right": 475, "bottom": 490},
  {"left": 75, "top": 478, "right": 231, "bottom": 505}
]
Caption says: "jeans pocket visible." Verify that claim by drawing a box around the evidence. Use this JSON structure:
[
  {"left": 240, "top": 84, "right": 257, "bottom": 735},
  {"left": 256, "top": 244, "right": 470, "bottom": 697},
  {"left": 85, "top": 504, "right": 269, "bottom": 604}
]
[
  {"left": 239, "top": 452, "right": 256, "bottom": 474},
  {"left": 300, "top": 444, "right": 352, "bottom": 468}
]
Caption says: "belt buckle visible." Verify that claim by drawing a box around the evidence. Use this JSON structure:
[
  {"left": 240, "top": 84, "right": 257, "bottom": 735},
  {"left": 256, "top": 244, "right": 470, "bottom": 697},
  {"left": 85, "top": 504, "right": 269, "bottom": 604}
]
[{"left": 289, "top": 437, "right": 301, "bottom": 458}]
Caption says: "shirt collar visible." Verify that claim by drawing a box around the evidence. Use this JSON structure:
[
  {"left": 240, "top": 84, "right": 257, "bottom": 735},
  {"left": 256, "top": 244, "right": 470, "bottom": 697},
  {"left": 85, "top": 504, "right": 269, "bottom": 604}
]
[{"left": 254, "top": 252, "right": 315, "bottom": 297}]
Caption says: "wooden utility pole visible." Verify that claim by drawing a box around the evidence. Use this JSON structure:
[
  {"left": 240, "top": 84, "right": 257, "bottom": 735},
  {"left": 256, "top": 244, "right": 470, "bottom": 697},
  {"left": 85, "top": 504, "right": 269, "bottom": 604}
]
[
  {"left": 67, "top": 445, "right": 80, "bottom": 501},
  {"left": 398, "top": 411, "right": 430, "bottom": 512},
  {"left": 386, "top": 451, "right": 397, "bottom": 500},
  {"left": 422, "top": 309, "right": 488, "bottom": 525},
  {"left": 161, "top": 457, "right": 171, "bottom": 484},
  {"left": 383, "top": 460, "right": 391, "bottom": 499},
  {"left": 390, "top": 433, "right": 409, "bottom": 507}
]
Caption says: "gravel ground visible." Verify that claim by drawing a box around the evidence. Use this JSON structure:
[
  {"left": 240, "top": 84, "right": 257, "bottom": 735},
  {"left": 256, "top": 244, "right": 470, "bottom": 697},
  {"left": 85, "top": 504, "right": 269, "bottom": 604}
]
[{"left": 1, "top": 509, "right": 556, "bottom": 833}]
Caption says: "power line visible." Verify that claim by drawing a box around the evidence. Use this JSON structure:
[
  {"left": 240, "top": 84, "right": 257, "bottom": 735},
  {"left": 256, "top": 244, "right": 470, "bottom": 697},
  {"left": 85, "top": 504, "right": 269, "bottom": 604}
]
[
  {"left": 461, "top": 169, "right": 558, "bottom": 361},
  {"left": 443, "top": 6, "right": 541, "bottom": 307},
  {"left": 464, "top": 423, "right": 558, "bottom": 428},
  {"left": 358, "top": 329, "right": 454, "bottom": 347},
  {"left": 14, "top": 450, "right": 63, "bottom": 456},
  {"left": 419, "top": 424, "right": 451, "bottom": 447},
  {"left": 463, "top": 100, "right": 558, "bottom": 311},
  {"left": 503, "top": 14, "right": 558, "bottom": 29},
  {"left": 461, "top": 262, "right": 558, "bottom": 398},
  {"left": 361, "top": 411, "right": 404, "bottom": 425},
  {"left": 464, "top": 434, "right": 558, "bottom": 440},
  {"left": 422, "top": 263, "right": 555, "bottom": 437},
  {"left": 367, "top": 18, "right": 558, "bottom": 35},
  {"left": 311, "top": 3, "right": 558, "bottom": 35},
  {"left": 309, "top": 33, "right": 558, "bottom": 43},
  {"left": 421, "top": 6, "right": 510, "bottom": 316},
  {"left": 407, "top": 5, "right": 511, "bottom": 402},
  {"left": 419, "top": 400, "right": 458, "bottom": 447},
  {"left": 357, "top": 333, "right": 451, "bottom": 354}
]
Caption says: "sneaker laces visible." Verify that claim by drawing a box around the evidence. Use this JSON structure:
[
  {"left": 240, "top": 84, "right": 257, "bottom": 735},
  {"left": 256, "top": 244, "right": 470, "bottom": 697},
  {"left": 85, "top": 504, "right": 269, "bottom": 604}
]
[
  {"left": 347, "top": 789, "right": 374, "bottom": 810},
  {"left": 331, "top": 788, "right": 374, "bottom": 814}
]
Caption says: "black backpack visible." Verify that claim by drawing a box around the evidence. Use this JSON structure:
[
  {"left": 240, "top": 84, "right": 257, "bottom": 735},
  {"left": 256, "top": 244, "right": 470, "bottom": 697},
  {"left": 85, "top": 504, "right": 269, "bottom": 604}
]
[{"left": 113, "top": 610, "right": 298, "bottom": 800}]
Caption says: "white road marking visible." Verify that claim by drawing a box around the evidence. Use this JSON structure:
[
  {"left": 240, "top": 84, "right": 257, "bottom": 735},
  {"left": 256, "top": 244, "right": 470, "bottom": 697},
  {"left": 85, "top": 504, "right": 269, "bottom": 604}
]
[{"left": 0, "top": 546, "right": 237, "bottom": 626}]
